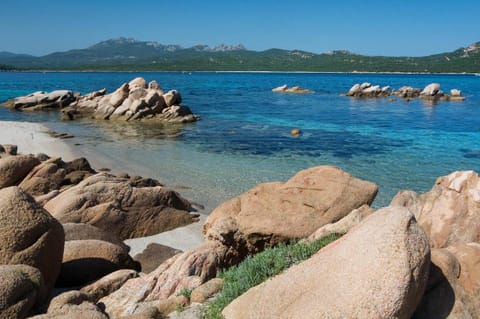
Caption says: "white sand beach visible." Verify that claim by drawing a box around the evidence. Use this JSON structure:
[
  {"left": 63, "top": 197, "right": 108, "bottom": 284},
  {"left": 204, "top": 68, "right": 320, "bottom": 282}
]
[
  {"left": 0, "top": 121, "right": 79, "bottom": 161},
  {"left": 0, "top": 120, "right": 206, "bottom": 254}
]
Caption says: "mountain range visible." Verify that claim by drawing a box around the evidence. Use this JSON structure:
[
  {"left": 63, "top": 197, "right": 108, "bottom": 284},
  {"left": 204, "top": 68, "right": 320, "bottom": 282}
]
[{"left": 1, "top": 37, "right": 479, "bottom": 73}]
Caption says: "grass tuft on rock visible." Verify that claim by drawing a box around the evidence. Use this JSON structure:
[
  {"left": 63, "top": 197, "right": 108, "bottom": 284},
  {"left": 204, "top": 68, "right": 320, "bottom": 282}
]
[{"left": 202, "top": 233, "right": 342, "bottom": 319}]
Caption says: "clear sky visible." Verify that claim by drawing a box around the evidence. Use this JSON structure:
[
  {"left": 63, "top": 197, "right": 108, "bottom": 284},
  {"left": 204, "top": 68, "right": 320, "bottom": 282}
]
[{"left": 1, "top": 0, "right": 479, "bottom": 57}]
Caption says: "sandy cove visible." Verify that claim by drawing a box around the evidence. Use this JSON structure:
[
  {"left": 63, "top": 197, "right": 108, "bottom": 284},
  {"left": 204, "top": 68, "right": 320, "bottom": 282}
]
[{"left": 0, "top": 120, "right": 205, "bottom": 253}]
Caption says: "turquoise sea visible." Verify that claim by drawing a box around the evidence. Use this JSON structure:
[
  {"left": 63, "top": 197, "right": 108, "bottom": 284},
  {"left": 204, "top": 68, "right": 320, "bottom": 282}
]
[{"left": 1, "top": 72, "right": 479, "bottom": 213}]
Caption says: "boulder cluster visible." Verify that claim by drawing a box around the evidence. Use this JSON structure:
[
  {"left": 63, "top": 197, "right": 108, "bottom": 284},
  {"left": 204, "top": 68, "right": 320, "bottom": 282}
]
[
  {"left": 1, "top": 142, "right": 480, "bottom": 318},
  {"left": 0, "top": 144, "right": 199, "bottom": 318},
  {"left": 0, "top": 77, "right": 200, "bottom": 124},
  {"left": 345, "top": 82, "right": 466, "bottom": 101}
]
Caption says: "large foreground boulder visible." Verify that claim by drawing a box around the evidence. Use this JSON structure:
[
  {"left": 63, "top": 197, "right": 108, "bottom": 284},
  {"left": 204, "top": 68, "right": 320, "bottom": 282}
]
[
  {"left": 204, "top": 165, "right": 378, "bottom": 255},
  {"left": 0, "top": 187, "right": 64, "bottom": 296},
  {"left": 414, "top": 243, "right": 480, "bottom": 319},
  {"left": 0, "top": 264, "right": 44, "bottom": 319},
  {"left": 391, "top": 170, "right": 480, "bottom": 248},
  {"left": 43, "top": 173, "right": 199, "bottom": 239},
  {"left": 223, "top": 206, "right": 430, "bottom": 319}
]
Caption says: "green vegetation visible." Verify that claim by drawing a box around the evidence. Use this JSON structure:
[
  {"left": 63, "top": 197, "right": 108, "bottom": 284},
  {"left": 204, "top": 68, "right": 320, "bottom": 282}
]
[
  {"left": 177, "top": 286, "right": 194, "bottom": 301},
  {"left": 0, "top": 64, "right": 15, "bottom": 71},
  {"left": 202, "top": 233, "right": 342, "bottom": 319},
  {"left": 1, "top": 38, "right": 479, "bottom": 73}
]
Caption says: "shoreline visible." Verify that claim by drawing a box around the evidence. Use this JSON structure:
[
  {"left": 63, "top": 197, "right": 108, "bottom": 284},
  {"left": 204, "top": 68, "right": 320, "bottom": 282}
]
[
  {"left": 0, "top": 121, "right": 79, "bottom": 161},
  {"left": 0, "top": 120, "right": 206, "bottom": 253},
  {"left": 1, "top": 70, "right": 478, "bottom": 76}
]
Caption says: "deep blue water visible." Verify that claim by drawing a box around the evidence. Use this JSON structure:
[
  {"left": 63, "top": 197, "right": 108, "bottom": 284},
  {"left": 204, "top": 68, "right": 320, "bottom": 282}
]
[{"left": 1, "top": 71, "right": 479, "bottom": 212}]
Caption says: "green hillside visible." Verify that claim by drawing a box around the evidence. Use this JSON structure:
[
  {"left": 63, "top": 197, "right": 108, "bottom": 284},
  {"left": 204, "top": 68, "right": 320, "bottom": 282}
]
[{"left": 1, "top": 38, "right": 479, "bottom": 73}]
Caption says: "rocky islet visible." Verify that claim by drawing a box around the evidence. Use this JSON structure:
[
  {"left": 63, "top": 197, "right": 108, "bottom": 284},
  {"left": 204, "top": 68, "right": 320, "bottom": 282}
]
[
  {"left": 345, "top": 81, "right": 466, "bottom": 101},
  {"left": 0, "top": 77, "right": 200, "bottom": 124}
]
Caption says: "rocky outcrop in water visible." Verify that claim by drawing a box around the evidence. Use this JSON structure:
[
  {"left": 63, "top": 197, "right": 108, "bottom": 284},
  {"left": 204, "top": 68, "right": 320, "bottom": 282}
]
[
  {"left": 272, "top": 84, "right": 313, "bottom": 93},
  {"left": 345, "top": 82, "right": 466, "bottom": 101},
  {"left": 0, "top": 77, "right": 200, "bottom": 124},
  {"left": 1, "top": 90, "right": 77, "bottom": 111}
]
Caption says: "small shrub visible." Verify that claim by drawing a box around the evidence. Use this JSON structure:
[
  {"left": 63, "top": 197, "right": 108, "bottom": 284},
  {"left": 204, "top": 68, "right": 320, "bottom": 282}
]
[
  {"left": 177, "top": 287, "right": 194, "bottom": 301},
  {"left": 202, "top": 233, "right": 341, "bottom": 319}
]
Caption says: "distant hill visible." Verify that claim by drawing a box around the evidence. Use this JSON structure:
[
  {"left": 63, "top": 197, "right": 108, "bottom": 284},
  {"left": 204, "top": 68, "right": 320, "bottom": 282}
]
[{"left": 1, "top": 37, "right": 479, "bottom": 73}]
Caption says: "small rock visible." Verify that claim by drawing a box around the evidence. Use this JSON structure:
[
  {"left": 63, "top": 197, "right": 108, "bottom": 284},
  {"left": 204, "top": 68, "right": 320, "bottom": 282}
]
[
  {"left": 290, "top": 128, "right": 301, "bottom": 136},
  {"left": 272, "top": 84, "right": 287, "bottom": 92},
  {"left": 57, "top": 239, "right": 138, "bottom": 287},
  {"left": 80, "top": 269, "right": 139, "bottom": 302},
  {"left": 450, "top": 89, "right": 462, "bottom": 96},
  {"left": 420, "top": 83, "right": 441, "bottom": 96},
  {"left": 190, "top": 278, "right": 224, "bottom": 303},
  {"left": 129, "top": 77, "right": 147, "bottom": 89},
  {"left": 134, "top": 243, "right": 182, "bottom": 274},
  {"left": 307, "top": 204, "right": 374, "bottom": 242}
]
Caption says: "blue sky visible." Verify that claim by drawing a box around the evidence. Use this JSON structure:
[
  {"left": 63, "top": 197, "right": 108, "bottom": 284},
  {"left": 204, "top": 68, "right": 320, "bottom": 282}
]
[{"left": 1, "top": 0, "right": 479, "bottom": 56}]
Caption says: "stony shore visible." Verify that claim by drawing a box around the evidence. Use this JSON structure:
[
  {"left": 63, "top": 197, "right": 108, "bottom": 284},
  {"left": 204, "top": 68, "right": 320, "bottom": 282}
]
[{"left": 0, "top": 120, "right": 205, "bottom": 254}]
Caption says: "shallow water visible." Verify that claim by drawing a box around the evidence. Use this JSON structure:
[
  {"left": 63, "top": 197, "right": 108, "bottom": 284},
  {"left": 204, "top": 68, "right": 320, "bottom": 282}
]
[{"left": 1, "top": 71, "right": 479, "bottom": 212}]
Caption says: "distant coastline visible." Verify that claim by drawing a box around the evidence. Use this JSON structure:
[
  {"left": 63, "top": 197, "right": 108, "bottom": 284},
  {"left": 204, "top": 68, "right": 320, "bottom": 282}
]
[
  {"left": 1, "top": 37, "right": 479, "bottom": 74},
  {"left": 0, "top": 69, "right": 478, "bottom": 76}
]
